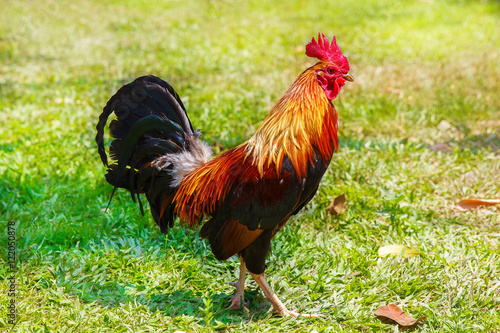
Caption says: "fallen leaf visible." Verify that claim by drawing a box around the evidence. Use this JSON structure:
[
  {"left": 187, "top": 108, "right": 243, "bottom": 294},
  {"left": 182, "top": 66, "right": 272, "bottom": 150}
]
[
  {"left": 457, "top": 198, "right": 500, "bottom": 211},
  {"left": 326, "top": 194, "right": 346, "bottom": 215},
  {"left": 427, "top": 142, "right": 453, "bottom": 153},
  {"left": 375, "top": 304, "right": 426, "bottom": 327},
  {"left": 378, "top": 245, "right": 421, "bottom": 258}
]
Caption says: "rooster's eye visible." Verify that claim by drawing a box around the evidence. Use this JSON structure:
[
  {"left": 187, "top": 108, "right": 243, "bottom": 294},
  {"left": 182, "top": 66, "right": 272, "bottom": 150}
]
[{"left": 327, "top": 67, "right": 335, "bottom": 74}]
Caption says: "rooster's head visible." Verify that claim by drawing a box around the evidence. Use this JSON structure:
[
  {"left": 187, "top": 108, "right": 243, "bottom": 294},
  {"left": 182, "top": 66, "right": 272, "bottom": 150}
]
[{"left": 306, "top": 33, "right": 353, "bottom": 101}]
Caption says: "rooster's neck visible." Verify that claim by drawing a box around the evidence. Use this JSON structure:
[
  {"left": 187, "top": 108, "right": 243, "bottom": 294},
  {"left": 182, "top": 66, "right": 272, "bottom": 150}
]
[{"left": 246, "top": 64, "right": 339, "bottom": 178}]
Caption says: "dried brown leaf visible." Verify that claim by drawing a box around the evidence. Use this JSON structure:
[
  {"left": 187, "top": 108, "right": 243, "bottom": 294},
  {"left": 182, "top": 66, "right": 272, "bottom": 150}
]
[
  {"left": 374, "top": 304, "right": 426, "bottom": 327},
  {"left": 428, "top": 142, "right": 453, "bottom": 153},
  {"left": 457, "top": 198, "right": 500, "bottom": 211},
  {"left": 326, "top": 194, "right": 346, "bottom": 215}
]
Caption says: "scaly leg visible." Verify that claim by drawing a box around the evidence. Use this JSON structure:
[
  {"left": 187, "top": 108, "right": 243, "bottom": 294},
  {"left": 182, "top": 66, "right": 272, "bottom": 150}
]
[
  {"left": 228, "top": 258, "right": 247, "bottom": 310},
  {"left": 250, "top": 272, "right": 323, "bottom": 317}
]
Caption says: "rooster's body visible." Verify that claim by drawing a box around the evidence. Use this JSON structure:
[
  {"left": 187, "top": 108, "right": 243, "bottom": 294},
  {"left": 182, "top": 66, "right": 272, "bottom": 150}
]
[{"left": 96, "top": 34, "right": 352, "bottom": 316}]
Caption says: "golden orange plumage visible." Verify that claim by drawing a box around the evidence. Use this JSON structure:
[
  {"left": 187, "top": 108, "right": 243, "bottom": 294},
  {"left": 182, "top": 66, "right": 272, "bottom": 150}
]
[
  {"left": 174, "top": 61, "right": 339, "bottom": 225},
  {"left": 246, "top": 61, "right": 339, "bottom": 177}
]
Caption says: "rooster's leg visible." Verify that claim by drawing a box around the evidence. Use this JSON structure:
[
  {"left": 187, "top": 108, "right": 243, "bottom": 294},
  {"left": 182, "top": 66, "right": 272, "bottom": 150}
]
[
  {"left": 228, "top": 258, "right": 247, "bottom": 310},
  {"left": 250, "top": 272, "right": 322, "bottom": 317}
]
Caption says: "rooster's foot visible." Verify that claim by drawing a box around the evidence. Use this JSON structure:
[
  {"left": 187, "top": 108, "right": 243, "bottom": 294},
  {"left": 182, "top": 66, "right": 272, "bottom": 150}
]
[
  {"left": 228, "top": 258, "right": 248, "bottom": 312},
  {"left": 251, "top": 273, "right": 323, "bottom": 318},
  {"left": 228, "top": 282, "right": 247, "bottom": 310}
]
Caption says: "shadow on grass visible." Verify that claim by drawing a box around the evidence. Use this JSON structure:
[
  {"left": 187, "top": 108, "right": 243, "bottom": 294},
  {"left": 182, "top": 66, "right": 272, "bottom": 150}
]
[
  {"left": 1, "top": 173, "right": 276, "bottom": 324},
  {"left": 426, "top": 132, "right": 500, "bottom": 154},
  {"left": 17, "top": 179, "right": 275, "bottom": 324},
  {"left": 79, "top": 282, "right": 271, "bottom": 325},
  {"left": 150, "top": 289, "right": 270, "bottom": 323},
  {"left": 456, "top": 132, "right": 500, "bottom": 153}
]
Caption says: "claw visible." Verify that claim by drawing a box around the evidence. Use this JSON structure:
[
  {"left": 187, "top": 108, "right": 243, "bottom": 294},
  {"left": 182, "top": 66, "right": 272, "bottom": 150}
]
[
  {"left": 251, "top": 272, "right": 323, "bottom": 318},
  {"left": 229, "top": 291, "right": 248, "bottom": 312},
  {"left": 228, "top": 281, "right": 246, "bottom": 310},
  {"left": 273, "top": 308, "right": 300, "bottom": 317},
  {"left": 228, "top": 258, "right": 247, "bottom": 312}
]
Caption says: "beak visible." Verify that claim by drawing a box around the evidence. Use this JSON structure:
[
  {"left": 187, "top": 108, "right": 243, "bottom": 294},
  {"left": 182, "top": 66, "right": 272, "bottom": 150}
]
[{"left": 342, "top": 73, "right": 354, "bottom": 82}]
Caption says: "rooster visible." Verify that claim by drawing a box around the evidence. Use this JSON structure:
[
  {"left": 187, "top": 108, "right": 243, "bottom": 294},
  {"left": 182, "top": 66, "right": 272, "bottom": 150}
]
[{"left": 96, "top": 33, "right": 353, "bottom": 317}]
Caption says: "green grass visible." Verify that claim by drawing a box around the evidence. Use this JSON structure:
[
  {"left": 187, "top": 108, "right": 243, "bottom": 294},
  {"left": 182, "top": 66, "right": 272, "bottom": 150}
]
[{"left": 1, "top": 0, "right": 499, "bottom": 331}]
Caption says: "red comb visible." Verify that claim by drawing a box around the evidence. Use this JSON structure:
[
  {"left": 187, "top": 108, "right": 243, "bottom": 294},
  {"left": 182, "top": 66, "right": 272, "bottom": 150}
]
[{"left": 305, "top": 33, "right": 349, "bottom": 70}]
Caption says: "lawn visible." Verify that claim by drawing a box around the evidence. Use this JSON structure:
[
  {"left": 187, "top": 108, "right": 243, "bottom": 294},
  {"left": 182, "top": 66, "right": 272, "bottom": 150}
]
[{"left": 1, "top": 0, "right": 499, "bottom": 331}]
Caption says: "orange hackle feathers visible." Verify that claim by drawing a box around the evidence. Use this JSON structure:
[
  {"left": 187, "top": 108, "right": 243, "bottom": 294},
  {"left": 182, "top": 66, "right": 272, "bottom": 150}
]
[
  {"left": 173, "top": 61, "right": 339, "bottom": 226},
  {"left": 245, "top": 62, "right": 339, "bottom": 179},
  {"left": 174, "top": 146, "right": 248, "bottom": 223}
]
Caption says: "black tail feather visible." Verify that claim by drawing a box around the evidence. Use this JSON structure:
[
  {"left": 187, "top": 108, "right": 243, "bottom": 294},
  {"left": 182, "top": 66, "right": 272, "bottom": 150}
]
[
  {"left": 96, "top": 75, "right": 192, "bottom": 167},
  {"left": 113, "top": 115, "right": 187, "bottom": 186},
  {"left": 96, "top": 75, "right": 201, "bottom": 233}
]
